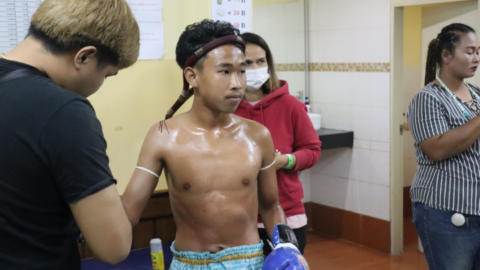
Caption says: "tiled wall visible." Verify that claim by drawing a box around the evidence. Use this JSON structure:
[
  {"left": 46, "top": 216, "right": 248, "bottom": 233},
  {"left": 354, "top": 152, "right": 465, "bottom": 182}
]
[
  {"left": 307, "top": 0, "right": 391, "bottom": 221},
  {"left": 252, "top": 0, "right": 306, "bottom": 97}
]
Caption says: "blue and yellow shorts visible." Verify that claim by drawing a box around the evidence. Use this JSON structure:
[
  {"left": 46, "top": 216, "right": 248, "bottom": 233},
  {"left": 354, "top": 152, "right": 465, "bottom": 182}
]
[{"left": 170, "top": 241, "right": 264, "bottom": 269}]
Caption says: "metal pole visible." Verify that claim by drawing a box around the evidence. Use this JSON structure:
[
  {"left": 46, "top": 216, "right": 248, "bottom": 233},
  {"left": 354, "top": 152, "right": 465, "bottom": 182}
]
[{"left": 304, "top": 0, "right": 310, "bottom": 103}]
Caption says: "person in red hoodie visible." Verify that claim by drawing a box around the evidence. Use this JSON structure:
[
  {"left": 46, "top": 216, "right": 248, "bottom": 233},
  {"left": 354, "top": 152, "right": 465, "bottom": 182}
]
[{"left": 234, "top": 32, "right": 322, "bottom": 255}]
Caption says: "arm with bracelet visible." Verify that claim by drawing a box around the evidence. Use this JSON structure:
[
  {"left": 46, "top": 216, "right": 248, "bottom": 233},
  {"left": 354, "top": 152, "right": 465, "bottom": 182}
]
[
  {"left": 285, "top": 154, "right": 295, "bottom": 170},
  {"left": 257, "top": 132, "right": 309, "bottom": 269}
]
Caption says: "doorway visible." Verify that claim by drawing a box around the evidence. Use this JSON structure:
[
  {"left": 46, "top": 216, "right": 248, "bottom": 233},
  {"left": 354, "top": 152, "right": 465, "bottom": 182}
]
[{"left": 390, "top": 0, "right": 479, "bottom": 255}]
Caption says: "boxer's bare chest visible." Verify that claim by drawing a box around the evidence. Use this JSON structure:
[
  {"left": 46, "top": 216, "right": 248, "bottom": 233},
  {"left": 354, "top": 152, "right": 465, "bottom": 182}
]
[{"left": 162, "top": 126, "right": 263, "bottom": 193}]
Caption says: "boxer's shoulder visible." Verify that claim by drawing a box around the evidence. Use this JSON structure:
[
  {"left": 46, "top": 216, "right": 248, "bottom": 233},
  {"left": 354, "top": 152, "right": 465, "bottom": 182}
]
[{"left": 235, "top": 115, "right": 272, "bottom": 142}]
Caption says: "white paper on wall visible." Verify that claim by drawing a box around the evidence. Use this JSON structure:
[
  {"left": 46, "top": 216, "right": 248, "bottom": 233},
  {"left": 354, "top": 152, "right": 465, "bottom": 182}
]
[
  {"left": 211, "top": 0, "right": 251, "bottom": 33},
  {"left": 0, "top": 0, "right": 164, "bottom": 60},
  {"left": 127, "top": 0, "right": 164, "bottom": 60},
  {"left": 0, "top": 0, "right": 43, "bottom": 55}
]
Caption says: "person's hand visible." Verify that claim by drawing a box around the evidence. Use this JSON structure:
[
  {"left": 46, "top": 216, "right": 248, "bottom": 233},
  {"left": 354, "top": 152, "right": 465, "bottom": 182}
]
[{"left": 275, "top": 153, "right": 289, "bottom": 171}]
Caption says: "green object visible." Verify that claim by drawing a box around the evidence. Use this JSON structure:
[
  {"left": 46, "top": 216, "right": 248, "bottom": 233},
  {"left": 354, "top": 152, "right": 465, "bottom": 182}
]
[
  {"left": 217, "top": 0, "right": 223, "bottom": 4},
  {"left": 285, "top": 154, "right": 294, "bottom": 170}
]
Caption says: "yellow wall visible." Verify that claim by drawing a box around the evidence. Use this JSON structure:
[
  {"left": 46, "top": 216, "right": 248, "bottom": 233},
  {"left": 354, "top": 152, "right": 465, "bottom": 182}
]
[
  {"left": 403, "top": 6, "right": 422, "bottom": 67},
  {"left": 253, "top": 0, "right": 301, "bottom": 8},
  {"left": 88, "top": 0, "right": 212, "bottom": 194}
]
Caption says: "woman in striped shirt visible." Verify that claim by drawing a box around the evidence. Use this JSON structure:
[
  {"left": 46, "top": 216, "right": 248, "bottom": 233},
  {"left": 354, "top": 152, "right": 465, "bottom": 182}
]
[{"left": 408, "top": 23, "right": 480, "bottom": 269}]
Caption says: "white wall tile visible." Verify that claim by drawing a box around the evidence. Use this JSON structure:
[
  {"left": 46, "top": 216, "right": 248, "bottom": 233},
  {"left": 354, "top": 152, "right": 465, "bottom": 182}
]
[
  {"left": 320, "top": 30, "right": 335, "bottom": 62},
  {"left": 370, "top": 73, "right": 390, "bottom": 107},
  {"left": 368, "top": 184, "right": 390, "bottom": 221},
  {"left": 349, "top": 148, "right": 371, "bottom": 182},
  {"left": 310, "top": 172, "right": 334, "bottom": 207},
  {"left": 349, "top": 0, "right": 372, "bottom": 29},
  {"left": 331, "top": 176, "right": 350, "bottom": 210},
  {"left": 285, "top": 1, "right": 305, "bottom": 33},
  {"left": 310, "top": 72, "right": 334, "bottom": 104},
  {"left": 369, "top": 0, "right": 391, "bottom": 28},
  {"left": 357, "top": 182, "right": 390, "bottom": 221},
  {"left": 370, "top": 107, "right": 390, "bottom": 142},
  {"left": 369, "top": 27, "right": 390, "bottom": 62},
  {"left": 309, "top": 31, "right": 324, "bottom": 63},
  {"left": 287, "top": 32, "right": 306, "bottom": 63},
  {"left": 350, "top": 28, "right": 372, "bottom": 63},
  {"left": 290, "top": 72, "right": 307, "bottom": 94},
  {"left": 354, "top": 139, "right": 370, "bottom": 149},
  {"left": 308, "top": 0, "right": 317, "bottom": 32},
  {"left": 370, "top": 141, "right": 389, "bottom": 152},
  {"left": 357, "top": 181, "right": 372, "bottom": 216},
  {"left": 352, "top": 106, "right": 371, "bottom": 140},
  {"left": 331, "top": 30, "right": 352, "bottom": 63},
  {"left": 370, "top": 150, "right": 390, "bottom": 186},
  {"left": 334, "top": 104, "right": 353, "bottom": 130},
  {"left": 310, "top": 172, "right": 350, "bottom": 210},
  {"left": 311, "top": 102, "right": 322, "bottom": 114},
  {"left": 331, "top": 0, "right": 353, "bottom": 30},
  {"left": 299, "top": 169, "right": 311, "bottom": 202},
  {"left": 269, "top": 34, "right": 288, "bottom": 63},
  {"left": 331, "top": 73, "right": 352, "bottom": 105},
  {"left": 314, "top": 103, "right": 335, "bottom": 128},
  {"left": 271, "top": 4, "right": 288, "bottom": 35},
  {"left": 350, "top": 73, "right": 371, "bottom": 107},
  {"left": 311, "top": 147, "right": 352, "bottom": 179},
  {"left": 315, "top": 103, "right": 352, "bottom": 130},
  {"left": 347, "top": 180, "right": 361, "bottom": 213},
  {"left": 304, "top": 0, "right": 393, "bottom": 217},
  {"left": 315, "top": 0, "right": 333, "bottom": 31},
  {"left": 252, "top": 6, "right": 268, "bottom": 34}
]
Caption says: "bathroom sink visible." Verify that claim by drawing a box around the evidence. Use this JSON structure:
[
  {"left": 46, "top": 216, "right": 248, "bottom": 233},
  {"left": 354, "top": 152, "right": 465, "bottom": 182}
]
[{"left": 307, "top": 113, "right": 321, "bottom": 130}]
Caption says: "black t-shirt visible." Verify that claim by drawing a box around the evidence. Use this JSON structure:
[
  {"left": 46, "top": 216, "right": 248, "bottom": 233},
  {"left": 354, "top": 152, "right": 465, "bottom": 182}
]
[{"left": 0, "top": 59, "right": 116, "bottom": 270}]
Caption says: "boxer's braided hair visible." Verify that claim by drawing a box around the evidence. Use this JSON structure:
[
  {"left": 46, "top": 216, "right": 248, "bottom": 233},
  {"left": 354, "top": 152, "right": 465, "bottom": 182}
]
[{"left": 425, "top": 23, "right": 475, "bottom": 86}]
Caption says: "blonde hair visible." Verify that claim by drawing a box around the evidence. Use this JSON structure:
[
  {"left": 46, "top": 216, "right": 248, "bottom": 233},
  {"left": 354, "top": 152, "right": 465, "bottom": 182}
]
[{"left": 30, "top": 0, "right": 140, "bottom": 68}]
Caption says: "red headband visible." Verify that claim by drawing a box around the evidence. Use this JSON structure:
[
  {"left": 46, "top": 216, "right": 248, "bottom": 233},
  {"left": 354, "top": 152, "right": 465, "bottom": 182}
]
[{"left": 165, "top": 35, "right": 245, "bottom": 120}]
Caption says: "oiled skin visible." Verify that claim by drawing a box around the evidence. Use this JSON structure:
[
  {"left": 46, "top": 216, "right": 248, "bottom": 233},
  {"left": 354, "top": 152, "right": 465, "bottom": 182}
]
[{"left": 121, "top": 45, "right": 285, "bottom": 253}]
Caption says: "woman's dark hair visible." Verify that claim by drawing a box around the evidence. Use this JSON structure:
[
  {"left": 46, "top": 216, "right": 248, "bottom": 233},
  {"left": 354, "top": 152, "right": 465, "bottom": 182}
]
[
  {"left": 175, "top": 19, "right": 242, "bottom": 69},
  {"left": 425, "top": 23, "right": 475, "bottom": 85},
  {"left": 240, "top": 32, "right": 280, "bottom": 94}
]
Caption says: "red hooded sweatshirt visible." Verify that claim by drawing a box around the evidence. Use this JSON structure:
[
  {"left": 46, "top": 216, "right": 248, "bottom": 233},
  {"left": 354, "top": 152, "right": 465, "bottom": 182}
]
[{"left": 234, "top": 81, "right": 322, "bottom": 219}]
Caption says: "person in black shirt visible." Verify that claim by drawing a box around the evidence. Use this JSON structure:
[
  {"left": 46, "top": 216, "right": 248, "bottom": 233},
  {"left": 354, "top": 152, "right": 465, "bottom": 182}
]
[{"left": 0, "top": 0, "right": 140, "bottom": 269}]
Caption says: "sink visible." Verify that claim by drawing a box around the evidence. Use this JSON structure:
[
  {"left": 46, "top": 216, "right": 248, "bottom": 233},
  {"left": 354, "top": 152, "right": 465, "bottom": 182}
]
[{"left": 307, "top": 113, "right": 321, "bottom": 130}]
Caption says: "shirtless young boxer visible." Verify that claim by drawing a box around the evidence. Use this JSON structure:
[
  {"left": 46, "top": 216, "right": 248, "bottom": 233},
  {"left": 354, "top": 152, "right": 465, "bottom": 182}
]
[{"left": 122, "top": 20, "right": 309, "bottom": 269}]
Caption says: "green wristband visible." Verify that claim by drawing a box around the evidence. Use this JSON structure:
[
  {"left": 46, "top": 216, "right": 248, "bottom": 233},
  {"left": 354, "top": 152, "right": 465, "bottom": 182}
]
[{"left": 285, "top": 154, "right": 294, "bottom": 169}]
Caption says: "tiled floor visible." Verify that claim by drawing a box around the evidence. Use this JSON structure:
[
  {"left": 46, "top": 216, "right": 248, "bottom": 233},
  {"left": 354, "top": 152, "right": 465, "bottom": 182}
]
[{"left": 304, "top": 217, "right": 429, "bottom": 269}]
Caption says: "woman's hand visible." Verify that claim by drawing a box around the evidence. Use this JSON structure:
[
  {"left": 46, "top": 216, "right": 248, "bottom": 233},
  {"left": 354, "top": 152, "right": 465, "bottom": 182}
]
[{"left": 274, "top": 153, "right": 297, "bottom": 171}]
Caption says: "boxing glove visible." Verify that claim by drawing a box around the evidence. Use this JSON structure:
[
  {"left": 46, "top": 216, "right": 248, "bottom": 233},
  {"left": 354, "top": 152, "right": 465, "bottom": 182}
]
[{"left": 262, "top": 224, "right": 310, "bottom": 270}]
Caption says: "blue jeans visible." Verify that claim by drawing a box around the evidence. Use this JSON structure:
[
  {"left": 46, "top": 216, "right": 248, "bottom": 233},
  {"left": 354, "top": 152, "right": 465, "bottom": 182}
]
[{"left": 412, "top": 203, "right": 480, "bottom": 270}]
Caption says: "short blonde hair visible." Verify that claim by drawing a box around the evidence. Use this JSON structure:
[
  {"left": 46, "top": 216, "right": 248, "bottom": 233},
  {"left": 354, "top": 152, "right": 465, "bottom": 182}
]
[{"left": 31, "top": 0, "right": 140, "bottom": 68}]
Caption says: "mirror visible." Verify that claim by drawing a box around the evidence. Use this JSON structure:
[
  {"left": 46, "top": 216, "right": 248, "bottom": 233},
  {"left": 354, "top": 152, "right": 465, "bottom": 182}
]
[{"left": 251, "top": 0, "right": 307, "bottom": 103}]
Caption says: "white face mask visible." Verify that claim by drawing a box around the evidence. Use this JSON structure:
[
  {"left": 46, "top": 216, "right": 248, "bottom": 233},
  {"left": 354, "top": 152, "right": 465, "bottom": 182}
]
[{"left": 246, "top": 66, "right": 270, "bottom": 91}]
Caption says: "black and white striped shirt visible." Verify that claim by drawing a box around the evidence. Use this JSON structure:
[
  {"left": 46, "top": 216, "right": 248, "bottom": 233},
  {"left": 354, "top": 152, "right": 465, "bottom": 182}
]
[{"left": 408, "top": 82, "right": 480, "bottom": 215}]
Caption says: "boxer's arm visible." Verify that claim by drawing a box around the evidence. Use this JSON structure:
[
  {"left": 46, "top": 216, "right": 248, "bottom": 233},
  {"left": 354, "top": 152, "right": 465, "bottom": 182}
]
[
  {"left": 257, "top": 126, "right": 287, "bottom": 238},
  {"left": 122, "top": 124, "right": 165, "bottom": 226}
]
